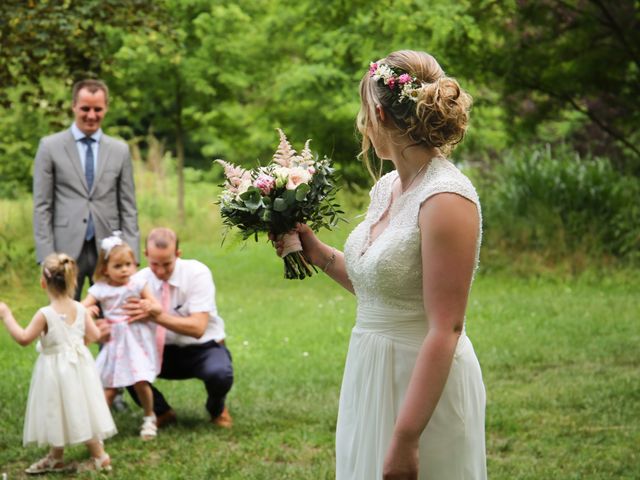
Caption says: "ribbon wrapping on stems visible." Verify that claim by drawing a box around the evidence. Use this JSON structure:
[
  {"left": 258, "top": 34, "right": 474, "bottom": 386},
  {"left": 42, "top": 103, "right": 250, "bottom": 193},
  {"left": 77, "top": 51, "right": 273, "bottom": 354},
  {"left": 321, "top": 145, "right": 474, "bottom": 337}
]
[
  {"left": 278, "top": 232, "right": 303, "bottom": 258},
  {"left": 276, "top": 231, "right": 317, "bottom": 279}
]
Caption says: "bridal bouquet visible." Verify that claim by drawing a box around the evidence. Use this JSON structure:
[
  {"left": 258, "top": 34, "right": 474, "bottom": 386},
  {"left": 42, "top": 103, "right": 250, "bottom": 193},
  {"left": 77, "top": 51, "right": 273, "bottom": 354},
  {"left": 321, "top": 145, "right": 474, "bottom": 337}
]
[{"left": 215, "top": 129, "right": 343, "bottom": 279}]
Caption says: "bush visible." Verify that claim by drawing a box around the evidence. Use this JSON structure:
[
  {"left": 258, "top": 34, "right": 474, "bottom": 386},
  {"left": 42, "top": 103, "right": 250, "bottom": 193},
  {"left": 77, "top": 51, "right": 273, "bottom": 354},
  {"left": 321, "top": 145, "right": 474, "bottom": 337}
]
[
  {"left": 0, "top": 80, "right": 69, "bottom": 198},
  {"left": 478, "top": 145, "right": 640, "bottom": 264},
  {"left": 0, "top": 195, "right": 38, "bottom": 286}
]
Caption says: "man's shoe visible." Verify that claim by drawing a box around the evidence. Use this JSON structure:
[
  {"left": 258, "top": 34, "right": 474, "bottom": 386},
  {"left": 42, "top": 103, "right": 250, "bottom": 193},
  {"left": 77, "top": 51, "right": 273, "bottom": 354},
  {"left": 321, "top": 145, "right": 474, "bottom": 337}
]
[
  {"left": 156, "top": 409, "right": 177, "bottom": 428},
  {"left": 211, "top": 407, "right": 233, "bottom": 429}
]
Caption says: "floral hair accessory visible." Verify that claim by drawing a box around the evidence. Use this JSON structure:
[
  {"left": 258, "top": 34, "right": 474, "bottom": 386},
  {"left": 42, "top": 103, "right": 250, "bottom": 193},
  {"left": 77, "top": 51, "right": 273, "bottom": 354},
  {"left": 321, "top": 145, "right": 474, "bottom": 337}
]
[
  {"left": 100, "top": 231, "right": 123, "bottom": 259},
  {"left": 369, "top": 62, "right": 422, "bottom": 103}
]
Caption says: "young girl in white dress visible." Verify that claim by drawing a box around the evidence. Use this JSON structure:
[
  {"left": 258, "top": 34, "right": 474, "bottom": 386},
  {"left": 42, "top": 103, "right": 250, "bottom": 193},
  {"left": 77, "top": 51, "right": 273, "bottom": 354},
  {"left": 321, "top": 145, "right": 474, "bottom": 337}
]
[
  {"left": 82, "top": 234, "right": 161, "bottom": 440},
  {"left": 0, "top": 253, "right": 116, "bottom": 474},
  {"left": 274, "top": 50, "right": 487, "bottom": 479}
]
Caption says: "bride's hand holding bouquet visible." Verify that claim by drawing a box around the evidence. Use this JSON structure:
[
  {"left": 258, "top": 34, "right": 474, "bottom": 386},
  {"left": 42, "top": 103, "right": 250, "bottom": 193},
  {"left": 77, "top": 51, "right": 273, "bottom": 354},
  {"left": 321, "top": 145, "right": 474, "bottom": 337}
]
[{"left": 270, "top": 223, "right": 324, "bottom": 266}]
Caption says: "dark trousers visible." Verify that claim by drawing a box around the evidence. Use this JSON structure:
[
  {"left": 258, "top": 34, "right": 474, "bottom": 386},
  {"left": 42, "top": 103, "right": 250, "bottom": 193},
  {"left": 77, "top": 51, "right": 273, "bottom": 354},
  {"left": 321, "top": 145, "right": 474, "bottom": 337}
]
[
  {"left": 74, "top": 239, "right": 97, "bottom": 300},
  {"left": 128, "top": 340, "right": 233, "bottom": 418}
]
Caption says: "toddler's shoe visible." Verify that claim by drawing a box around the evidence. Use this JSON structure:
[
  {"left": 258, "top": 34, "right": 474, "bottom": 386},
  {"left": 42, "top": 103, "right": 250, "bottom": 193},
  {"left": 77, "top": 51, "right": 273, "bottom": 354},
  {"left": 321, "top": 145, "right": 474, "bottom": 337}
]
[
  {"left": 25, "top": 454, "right": 73, "bottom": 475},
  {"left": 77, "top": 453, "right": 112, "bottom": 473},
  {"left": 140, "top": 414, "right": 158, "bottom": 440}
]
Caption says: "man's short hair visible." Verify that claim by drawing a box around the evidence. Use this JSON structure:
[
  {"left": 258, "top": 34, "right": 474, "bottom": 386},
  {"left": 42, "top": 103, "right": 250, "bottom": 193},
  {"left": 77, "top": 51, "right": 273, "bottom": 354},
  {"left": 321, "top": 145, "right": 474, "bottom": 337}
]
[
  {"left": 146, "top": 227, "right": 180, "bottom": 251},
  {"left": 72, "top": 79, "right": 109, "bottom": 106}
]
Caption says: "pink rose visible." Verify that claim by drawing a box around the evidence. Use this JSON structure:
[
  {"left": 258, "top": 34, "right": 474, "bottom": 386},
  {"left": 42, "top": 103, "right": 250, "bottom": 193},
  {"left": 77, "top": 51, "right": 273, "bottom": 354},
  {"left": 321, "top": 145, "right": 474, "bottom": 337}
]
[
  {"left": 387, "top": 77, "right": 396, "bottom": 89},
  {"left": 398, "top": 73, "right": 411, "bottom": 84},
  {"left": 369, "top": 63, "right": 378, "bottom": 76},
  {"left": 253, "top": 174, "right": 276, "bottom": 195}
]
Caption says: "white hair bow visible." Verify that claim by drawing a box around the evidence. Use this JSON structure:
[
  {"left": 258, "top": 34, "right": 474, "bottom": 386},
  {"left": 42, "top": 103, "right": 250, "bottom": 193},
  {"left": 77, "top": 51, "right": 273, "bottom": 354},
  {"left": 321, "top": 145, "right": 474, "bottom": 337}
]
[{"left": 100, "top": 231, "right": 123, "bottom": 259}]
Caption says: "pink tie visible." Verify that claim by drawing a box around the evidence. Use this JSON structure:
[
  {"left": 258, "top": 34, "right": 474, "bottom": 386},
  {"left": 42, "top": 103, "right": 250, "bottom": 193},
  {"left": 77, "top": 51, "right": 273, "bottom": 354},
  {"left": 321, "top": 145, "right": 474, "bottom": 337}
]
[{"left": 155, "top": 281, "right": 169, "bottom": 372}]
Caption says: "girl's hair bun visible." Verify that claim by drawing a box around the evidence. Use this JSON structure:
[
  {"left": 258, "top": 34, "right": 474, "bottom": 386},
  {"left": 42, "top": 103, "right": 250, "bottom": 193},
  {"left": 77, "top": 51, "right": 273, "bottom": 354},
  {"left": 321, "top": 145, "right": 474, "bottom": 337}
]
[{"left": 42, "top": 253, "right": 77, "bottom": 297}]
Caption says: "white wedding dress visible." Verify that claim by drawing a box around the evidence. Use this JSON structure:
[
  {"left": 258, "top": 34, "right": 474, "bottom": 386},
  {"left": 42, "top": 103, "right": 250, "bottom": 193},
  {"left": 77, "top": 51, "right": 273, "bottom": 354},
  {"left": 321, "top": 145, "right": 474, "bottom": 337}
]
[{"left": 338, "top": 157, "right": 487, "bottom": 479}]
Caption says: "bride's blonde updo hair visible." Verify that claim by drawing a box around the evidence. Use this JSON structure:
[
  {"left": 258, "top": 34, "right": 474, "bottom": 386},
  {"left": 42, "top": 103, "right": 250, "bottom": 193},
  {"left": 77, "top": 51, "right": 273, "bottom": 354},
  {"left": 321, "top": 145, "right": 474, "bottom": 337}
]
[{"left": 357, "top": 50, "right": 472, "bottom": 178}]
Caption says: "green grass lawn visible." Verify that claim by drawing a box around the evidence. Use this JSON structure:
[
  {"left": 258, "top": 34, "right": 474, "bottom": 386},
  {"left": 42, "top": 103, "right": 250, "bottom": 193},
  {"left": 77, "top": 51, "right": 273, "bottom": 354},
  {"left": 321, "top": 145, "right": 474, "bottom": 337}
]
[{"left": 1, "top": 174, "right": 638, "bottom": 478}]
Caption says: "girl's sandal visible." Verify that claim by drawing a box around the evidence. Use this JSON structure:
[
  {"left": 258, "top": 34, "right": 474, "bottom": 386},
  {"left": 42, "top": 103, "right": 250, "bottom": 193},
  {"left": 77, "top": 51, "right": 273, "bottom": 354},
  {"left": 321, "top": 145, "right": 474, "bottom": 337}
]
[
  {"left": 140, "top": 415, "right": 158, "bottom": 440},
  {"left": 77, "top": 453, "right": 112, "bottom": 473},
  {"left": 25, "top": 454, "right": 73, "bottom": 475}
]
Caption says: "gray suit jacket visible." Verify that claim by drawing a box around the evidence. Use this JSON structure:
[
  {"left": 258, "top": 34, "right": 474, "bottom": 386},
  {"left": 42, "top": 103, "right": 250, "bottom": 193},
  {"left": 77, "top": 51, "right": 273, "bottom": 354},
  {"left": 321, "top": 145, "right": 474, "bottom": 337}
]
[{"left": 33, "top": 128, "right": 140, "bottom": 263}]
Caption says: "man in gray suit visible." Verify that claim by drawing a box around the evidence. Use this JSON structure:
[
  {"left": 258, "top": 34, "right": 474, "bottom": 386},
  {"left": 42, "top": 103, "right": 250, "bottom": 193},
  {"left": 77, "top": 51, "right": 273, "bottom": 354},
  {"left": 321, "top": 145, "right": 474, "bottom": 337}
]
[{"left": 33, "top": 79, "right": 140, "bottom": 299}]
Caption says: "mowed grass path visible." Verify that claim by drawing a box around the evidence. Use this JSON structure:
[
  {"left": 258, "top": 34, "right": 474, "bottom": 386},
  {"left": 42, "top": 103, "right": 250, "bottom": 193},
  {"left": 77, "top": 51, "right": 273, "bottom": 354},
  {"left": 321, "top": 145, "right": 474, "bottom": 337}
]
[{"left": 1, "top": 183, "right": 638, "bottom": 478}]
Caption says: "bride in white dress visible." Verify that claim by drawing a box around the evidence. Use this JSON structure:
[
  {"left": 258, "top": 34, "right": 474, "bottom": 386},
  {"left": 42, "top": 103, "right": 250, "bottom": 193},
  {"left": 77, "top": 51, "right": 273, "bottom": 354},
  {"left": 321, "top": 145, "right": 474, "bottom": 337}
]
[{"left": 276, "top": 50, "right": 487, "bottom": 479}]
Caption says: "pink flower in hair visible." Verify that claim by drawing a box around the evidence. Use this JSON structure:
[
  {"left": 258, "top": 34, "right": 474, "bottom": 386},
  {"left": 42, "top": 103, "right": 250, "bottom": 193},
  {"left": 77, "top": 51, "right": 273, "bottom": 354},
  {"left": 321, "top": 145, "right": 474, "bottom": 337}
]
[
  {"left": 398, "top": 73, "right": 412, "bottom": 84},
  {"left": 369, "top": 62, "right": 378, "bottom": 75},
  {"left": 387, "top": 77, "right": 396, "bottom": 89}
]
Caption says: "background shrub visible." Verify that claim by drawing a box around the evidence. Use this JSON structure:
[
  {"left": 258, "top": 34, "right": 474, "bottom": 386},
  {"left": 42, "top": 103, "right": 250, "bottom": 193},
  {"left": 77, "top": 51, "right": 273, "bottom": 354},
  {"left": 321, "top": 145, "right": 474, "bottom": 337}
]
[{"left": 478, "top": 145, "right": 640, "bottom": 264}]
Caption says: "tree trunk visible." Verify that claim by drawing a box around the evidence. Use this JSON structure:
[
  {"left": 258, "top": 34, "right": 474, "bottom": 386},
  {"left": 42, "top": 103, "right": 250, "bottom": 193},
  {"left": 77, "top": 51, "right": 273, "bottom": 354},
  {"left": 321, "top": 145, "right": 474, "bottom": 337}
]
[{"left": 175, "top": 74, "right": 185, "bottom": 224}]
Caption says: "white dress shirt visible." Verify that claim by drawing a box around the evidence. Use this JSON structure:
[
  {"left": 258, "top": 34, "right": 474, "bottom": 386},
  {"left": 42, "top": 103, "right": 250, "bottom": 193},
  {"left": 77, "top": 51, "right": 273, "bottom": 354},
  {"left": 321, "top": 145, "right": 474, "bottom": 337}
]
[{"left": 134, "top": 258, "right": 226, "bottom": 346}]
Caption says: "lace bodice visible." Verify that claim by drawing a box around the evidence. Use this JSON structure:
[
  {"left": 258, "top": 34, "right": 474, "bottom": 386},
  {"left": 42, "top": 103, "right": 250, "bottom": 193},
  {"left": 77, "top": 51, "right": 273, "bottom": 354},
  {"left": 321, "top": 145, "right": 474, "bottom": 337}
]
[{"left": 344, "top": 157, "right": 482, "bottom": 312}]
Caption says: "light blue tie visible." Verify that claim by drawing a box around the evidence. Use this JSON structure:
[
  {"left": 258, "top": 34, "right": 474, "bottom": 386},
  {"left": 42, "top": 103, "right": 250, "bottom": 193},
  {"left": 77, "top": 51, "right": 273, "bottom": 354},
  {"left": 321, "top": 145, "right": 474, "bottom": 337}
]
[{"left": 81, "top": 137, "right": 96, "bottom": 241}]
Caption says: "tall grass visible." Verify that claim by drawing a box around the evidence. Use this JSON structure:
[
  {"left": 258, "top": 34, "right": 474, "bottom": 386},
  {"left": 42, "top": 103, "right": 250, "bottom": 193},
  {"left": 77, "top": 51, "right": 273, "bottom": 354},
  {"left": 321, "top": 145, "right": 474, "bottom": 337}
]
[
  {"left": 0, "top": 195, "right": 37, "bottom": 288},
  {"left": 0, "top": 161, "right": 229, "bottom": 287},
  {"left": 475, "top": 145, "right": 640, "bottom": 269}
]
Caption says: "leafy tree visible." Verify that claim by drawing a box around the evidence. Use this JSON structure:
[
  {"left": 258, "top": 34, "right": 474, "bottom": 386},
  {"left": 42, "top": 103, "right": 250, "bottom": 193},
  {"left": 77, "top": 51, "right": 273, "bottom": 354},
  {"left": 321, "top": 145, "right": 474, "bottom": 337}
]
[
  {"left": 0, "top": 0, "right": 164, "bottom": 102},
  {"left": 444, "top": 0, "right": 640, "bottom": 171},
  {"left": 0, "top": 0, "right": 167, "bottom": 198}
]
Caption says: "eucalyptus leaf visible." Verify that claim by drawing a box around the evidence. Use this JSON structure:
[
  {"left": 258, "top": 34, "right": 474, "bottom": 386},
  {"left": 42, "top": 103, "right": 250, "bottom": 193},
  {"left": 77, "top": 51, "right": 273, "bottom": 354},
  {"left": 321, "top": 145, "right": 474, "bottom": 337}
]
[
  {"left": 273, "top": 198, "right": 287, "bottom": 212},
  {"left": 295, "top": 183, "right": 310, "bottom": 201}
]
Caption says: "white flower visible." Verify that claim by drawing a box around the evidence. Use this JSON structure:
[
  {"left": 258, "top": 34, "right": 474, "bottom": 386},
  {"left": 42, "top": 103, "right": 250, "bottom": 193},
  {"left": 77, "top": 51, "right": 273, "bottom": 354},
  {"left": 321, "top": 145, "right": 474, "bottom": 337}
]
[
  {"left": 220, "top": 190, "right": 235, "bottom": 205},
  {"left": 273, "top": 166, "right": 290, "bottom": 189},
  {"left": 399, "top": 82, "right": 422, "bottom": 103},
  {"left": 237, "top": 178, "right": 252, "bottom": 195},
  {"left": 286, "top": 166, "right": 312, "bottom": 190},
  {"left": 374, "top": 64, "right": 394, "bottom": 84}
]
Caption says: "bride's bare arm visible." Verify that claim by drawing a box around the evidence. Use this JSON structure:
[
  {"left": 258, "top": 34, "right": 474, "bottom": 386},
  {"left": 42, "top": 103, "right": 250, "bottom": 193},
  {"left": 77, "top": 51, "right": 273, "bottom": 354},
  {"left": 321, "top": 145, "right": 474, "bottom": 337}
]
[
  {"left": 312, "top": 245, "right": 353, "bottom": 294},
  {"left": 383, "top": 192, "right": 480, "bottom": 478}
]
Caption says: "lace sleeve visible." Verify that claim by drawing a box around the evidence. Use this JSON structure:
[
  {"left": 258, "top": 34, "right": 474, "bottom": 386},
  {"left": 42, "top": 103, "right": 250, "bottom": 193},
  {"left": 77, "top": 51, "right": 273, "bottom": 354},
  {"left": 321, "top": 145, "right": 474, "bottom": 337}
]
[{"left": 418, "top": 159, "right": 480, "bottom": 210}]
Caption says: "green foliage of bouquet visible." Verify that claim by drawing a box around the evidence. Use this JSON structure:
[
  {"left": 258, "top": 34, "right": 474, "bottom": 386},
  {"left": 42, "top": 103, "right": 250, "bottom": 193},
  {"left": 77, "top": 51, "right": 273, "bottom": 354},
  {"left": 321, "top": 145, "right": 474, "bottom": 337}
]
[{"left": 215, "top": 129, "right": 344, "bottom": 279}]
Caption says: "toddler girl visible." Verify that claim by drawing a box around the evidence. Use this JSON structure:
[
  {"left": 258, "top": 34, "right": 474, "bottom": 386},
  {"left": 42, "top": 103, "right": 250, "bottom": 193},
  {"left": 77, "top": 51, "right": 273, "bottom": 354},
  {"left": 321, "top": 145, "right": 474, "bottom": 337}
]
[
  {"left": 0, "top": 253, "right": 116, "bottom": 474},
  {"left": 82, "top": 233, "right": 160, "bottom": 440}
]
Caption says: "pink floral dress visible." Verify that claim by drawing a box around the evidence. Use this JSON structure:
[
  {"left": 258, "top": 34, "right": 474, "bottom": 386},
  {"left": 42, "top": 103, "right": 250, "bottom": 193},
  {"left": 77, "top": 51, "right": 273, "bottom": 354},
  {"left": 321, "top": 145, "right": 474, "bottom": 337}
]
[{"left": 89, "top": 277, "right": 159, "bottom": 387}]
